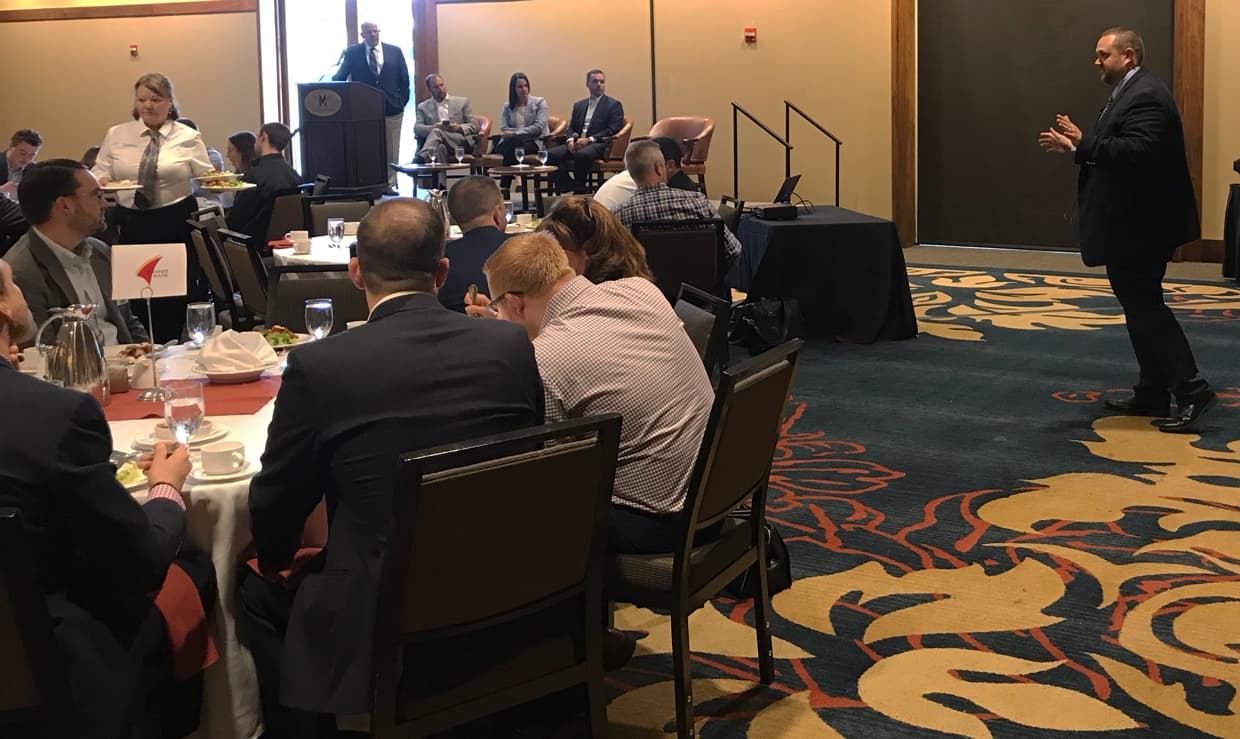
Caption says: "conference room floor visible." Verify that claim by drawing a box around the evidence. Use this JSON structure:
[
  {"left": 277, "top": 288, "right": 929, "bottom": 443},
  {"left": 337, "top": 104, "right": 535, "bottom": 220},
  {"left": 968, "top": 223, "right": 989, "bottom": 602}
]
[{"left": 907, "top": 243, "right": 1223, "bottom": 281}]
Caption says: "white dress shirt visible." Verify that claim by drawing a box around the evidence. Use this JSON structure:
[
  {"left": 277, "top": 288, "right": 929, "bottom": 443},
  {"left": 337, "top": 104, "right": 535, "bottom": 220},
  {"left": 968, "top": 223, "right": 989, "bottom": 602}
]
[
  {"left": 92, "top": 119, "right": 212, "bottom": 210},
  {"left": 34, "top": 227, "right": 121, "bottom": 346}
]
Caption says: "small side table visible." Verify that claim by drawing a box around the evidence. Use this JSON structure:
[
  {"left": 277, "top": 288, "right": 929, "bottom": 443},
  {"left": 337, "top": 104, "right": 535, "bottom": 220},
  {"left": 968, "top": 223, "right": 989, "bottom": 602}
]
[
  {"left": 389, "top": 162, "right": 471, "bottom": 196},
  {"left": 486, "top": 165, "right": 559, "bottom": 215}
]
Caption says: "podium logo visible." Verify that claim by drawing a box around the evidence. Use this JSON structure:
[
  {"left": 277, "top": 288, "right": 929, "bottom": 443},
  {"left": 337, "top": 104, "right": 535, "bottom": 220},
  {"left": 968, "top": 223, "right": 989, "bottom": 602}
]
[
  {"left": 305, "top": 89, "right": 343, "bottom": 117},
  {"left": 136, "top": 256, "right": 168, "bottom": 285}
]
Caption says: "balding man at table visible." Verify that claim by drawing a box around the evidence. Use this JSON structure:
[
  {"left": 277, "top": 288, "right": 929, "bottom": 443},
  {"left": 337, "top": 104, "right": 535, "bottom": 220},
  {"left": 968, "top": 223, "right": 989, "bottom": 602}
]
[{"left": 239, "top": 197, "right": 543, "bottom": 736}]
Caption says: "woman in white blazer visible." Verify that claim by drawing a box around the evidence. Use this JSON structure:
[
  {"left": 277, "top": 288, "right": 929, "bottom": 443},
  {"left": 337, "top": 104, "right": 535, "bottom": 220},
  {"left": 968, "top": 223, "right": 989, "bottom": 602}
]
[{"left": 495, "top": 72, "right": 549, "bottom": 191}]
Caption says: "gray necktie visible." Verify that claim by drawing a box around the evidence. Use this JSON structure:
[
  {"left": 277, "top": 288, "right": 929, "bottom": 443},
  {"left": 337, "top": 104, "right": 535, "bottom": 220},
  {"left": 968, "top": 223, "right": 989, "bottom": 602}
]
[{"left": 136, "top": 129, "right": 161, "bottom": 210}]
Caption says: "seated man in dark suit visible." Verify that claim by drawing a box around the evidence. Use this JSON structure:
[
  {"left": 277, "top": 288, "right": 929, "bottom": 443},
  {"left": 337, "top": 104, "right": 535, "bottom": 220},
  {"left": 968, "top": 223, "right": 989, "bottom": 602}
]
[
  {"left": 0, "top": 256, "right": 215, "bottom": 739},
  {"left": 546, "top": 69, "right": 625, "bottom": 194},
  {"left": 238, "top": 197, "right": 544, "bottom": 737},
  {"left": 440, "top": 174, "right": 509, "bottom": 313},
  {"left": 226, "top": 122, "right": 302, "bottom": 249},
  {"left": 6, "top": 159, "right": 148, "bottom": 345}
]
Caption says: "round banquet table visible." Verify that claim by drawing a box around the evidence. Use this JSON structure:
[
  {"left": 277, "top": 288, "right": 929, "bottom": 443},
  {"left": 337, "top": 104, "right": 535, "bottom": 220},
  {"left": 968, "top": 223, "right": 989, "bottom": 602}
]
[{"left": 107, "top": 346, "right": 324, "bottom": 739}]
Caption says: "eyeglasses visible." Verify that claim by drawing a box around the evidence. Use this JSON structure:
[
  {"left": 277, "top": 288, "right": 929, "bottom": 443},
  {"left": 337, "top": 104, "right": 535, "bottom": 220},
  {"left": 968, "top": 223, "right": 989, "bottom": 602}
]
[{"left": 486, "top": 290, "right": 523, "bottom": 313}]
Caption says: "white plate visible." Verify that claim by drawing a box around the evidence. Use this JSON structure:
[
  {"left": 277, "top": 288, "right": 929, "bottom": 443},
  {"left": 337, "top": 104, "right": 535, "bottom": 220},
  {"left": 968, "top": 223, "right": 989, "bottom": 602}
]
[
  {"left": 132, "top": 420, "right": 230, "bottom": 451},
  {"left": 104, "top": 343, "right": 166, "bottom": 362},
  {"left": 101, "top": 182, "right": 142, "bottom": 192},
  {"left": 115, "top": 464, "right": 147, "bottom": 492},
  {"left": 193, "top": 172, "right": 240, "bottom": 183},
  {"left": 201, "top": 182, "right": 256, "bottom": 192},
  {"left": 189, "top": 459, "right": 255, "bottom": 484},
  {"left": 193, "top": 362, "right": 277, "bottom": 384}
]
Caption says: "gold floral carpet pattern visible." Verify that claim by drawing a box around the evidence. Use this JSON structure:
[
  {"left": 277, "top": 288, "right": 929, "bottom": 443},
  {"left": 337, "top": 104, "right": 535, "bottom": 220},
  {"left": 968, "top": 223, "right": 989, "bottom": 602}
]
[{"left": 606, "top": 268, "right": 1240, "bottom": 737}]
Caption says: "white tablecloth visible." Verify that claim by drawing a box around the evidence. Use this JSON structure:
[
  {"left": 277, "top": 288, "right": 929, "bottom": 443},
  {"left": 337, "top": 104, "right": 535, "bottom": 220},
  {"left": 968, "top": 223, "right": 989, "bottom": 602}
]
[
  {"left": 109, "top": 348, "right": 287, "bottom": 739},
  {"left": 271, "top": 235, "right": 352, "bottom": 268}
]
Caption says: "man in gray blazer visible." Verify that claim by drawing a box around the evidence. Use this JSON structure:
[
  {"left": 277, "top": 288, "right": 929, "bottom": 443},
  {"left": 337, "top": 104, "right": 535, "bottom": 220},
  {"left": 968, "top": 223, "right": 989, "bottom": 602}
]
[
  {"left": 413, "top": 73, "right": 480, "bottom": 165},
  {"left": 6, "top": 159, "right": 148, "bottom": 345}
]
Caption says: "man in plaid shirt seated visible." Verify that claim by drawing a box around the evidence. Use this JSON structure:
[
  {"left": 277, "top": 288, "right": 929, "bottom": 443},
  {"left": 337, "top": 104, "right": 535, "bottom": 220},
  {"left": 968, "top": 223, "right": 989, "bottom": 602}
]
[{"left": 613, "top": 140, "right": 742, "bottom": 265}]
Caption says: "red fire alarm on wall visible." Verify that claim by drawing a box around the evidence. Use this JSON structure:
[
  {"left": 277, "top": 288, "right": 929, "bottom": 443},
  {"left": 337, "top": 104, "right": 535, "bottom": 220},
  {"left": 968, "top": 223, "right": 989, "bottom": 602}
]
[
  {"left": 744, "top": 27, "right": 757, "bottom": 44},
  {"left": 130, "top": 43, "right": 139, "bottom": 57}
]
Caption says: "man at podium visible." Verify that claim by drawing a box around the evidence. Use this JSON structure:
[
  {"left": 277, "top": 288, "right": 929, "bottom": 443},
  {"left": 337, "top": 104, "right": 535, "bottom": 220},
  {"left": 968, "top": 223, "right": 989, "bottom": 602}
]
[{"left": 333, "top": 21, "right": 410, "bottom": 194}]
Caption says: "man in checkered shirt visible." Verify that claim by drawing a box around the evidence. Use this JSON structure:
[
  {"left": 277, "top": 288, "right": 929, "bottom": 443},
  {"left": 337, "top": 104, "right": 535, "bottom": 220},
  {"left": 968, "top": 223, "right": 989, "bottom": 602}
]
[
  {"left": 613, "top": 140, "right": 742, "bottom": 265},
  {"left": 483, "top": 232, "right": 714, "bottom": 555}
]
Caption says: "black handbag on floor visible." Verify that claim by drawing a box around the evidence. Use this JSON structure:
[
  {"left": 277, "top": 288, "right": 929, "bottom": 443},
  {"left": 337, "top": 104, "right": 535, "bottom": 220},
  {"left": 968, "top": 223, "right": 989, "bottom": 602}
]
[
  {"left": 725, "top": 517, "right": 792, "bottom": 599},
  {"left": 729, "top": 298, "right": 807, "bottom": 355}
]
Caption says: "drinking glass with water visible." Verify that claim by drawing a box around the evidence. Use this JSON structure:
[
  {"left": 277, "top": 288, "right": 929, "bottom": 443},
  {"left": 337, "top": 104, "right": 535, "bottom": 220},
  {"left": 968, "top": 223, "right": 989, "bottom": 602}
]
[
  {"left": 164, "top": 380, "right": 205, "bottom": 446},
  {"left": 514, "top": 146, "right": 526, "bottom": 166},
  {"left": 327, "top": 218, "right": 345, "bottom": 248},
  {"left": 305, "top": 298, "right": 334, "bottom": 340},
  {"left": 185, "top": 302, "right": 215, "bottom": 347},
  {"left": 454, "top": 146, "right": 466, "bottom": 164},
  {"left": 538, "top": 145, "right": 548, "bottom": 165}
]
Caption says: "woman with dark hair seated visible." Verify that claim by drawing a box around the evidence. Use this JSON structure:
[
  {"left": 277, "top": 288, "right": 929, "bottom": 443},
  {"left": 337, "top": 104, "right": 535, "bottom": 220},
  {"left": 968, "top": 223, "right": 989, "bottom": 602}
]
[
  {"left": 227, "top": 131, "right": 257, "bottom": 175},
  {"left": 494, "top": 72, "right": 548, "bottom": 193}
]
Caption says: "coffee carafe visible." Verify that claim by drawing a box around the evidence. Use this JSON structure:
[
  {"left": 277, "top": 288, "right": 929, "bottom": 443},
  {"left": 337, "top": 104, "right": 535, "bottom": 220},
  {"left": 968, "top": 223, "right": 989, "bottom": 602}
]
[{"left": 34, "top": 304, "right": 109, "bottom": 406}]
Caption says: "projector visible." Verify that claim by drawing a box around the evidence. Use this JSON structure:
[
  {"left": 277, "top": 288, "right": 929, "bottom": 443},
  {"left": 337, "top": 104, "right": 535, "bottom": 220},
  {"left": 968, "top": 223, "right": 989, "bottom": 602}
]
[{"left": 753, "top": 204, "right": 798, "bottom": 221}]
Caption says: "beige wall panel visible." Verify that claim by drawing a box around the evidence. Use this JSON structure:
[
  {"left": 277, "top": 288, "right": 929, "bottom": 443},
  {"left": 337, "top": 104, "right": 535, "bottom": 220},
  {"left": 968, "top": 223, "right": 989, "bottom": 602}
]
[
  {"left": 0, "top": 12, "right": 260, "bottom": 165},
  {"left": 653, "top": 0, "right": 891, "bottom": 216},
  {"left": 1203, "top": 0, "right": 1239, "bottom": 241},
  {"left": 437, "top": 0, "right": 653, "bottom": 144},
  {"left": 0, "top": 0, "right": 222, "bottom": 8}
]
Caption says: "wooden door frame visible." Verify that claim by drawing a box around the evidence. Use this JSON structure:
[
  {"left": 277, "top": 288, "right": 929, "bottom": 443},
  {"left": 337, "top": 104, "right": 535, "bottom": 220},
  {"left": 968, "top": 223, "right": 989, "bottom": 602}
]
[{"left": 891, "top": 0, "right": 1205, "bottom": 251}]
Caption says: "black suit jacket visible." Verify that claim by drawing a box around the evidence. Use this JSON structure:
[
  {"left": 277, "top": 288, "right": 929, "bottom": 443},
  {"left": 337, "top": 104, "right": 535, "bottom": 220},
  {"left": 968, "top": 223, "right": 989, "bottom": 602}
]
[
  {"left": 0, "top": 359, "right": 186, "bottom": 736},
  {"left": 1075, "top": 68, "right": 1199, "bottom": 266},
  {"left": 5, "top": 229, "right": 149, "bottom": 345},
  {"left": 439, "top": 226, "right": 508, "bottom": 313},
  {"left": 332, "top": 41, "right": 411, "bottom": 116},
  {"left": 568, "top": 95, "right": 625, "bottom": 143},
  {"left": 248, "top": 292, "right": 544, "bottom": 713},
  {"left": 226, "top": 153, "right": 303, "bottom": 245}
]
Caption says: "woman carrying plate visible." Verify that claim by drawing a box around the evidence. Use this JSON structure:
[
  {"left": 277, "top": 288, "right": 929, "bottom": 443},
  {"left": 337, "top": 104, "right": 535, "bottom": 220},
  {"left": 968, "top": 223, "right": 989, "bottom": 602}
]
[{"left": 92, "top": 72, "right": 213, "bottom": 342}]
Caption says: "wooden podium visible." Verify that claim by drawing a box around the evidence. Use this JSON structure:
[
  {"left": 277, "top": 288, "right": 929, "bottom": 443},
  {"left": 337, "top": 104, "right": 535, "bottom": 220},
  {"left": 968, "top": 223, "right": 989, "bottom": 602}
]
[{"left": 297, "top": 81, "right": 387, "bottom": 191}]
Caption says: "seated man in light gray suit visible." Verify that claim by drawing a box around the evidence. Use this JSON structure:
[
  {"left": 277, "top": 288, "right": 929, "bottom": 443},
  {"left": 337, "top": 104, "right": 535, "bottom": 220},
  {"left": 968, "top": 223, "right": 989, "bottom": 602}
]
[
  {"left": 413, "top": 73, "right": 480, "bottom": 164},
  {"left": 6, "top": 159, "right": 148, "bottom": 346}
]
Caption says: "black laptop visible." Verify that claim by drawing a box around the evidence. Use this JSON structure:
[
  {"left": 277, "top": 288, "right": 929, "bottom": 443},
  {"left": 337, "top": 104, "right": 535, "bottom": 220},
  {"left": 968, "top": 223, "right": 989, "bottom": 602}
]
[{"left": 745, "top": 174, "right": 801, "bottom": 210}]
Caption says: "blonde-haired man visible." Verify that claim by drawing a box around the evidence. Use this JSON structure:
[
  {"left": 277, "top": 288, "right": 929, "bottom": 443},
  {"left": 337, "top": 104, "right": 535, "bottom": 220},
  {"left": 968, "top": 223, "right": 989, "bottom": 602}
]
[{"left": 484, "top": 233, "right": 714, "bottom": 553}]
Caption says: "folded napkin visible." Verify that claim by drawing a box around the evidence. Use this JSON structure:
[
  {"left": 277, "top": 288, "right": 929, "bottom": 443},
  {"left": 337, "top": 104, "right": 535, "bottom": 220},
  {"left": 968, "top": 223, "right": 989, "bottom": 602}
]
[
  {"left": 268, "top": 238, "right": 293, "bottom": 249},
  {"left": 199, "top": 330, "right": 278, "bottom": 372}
]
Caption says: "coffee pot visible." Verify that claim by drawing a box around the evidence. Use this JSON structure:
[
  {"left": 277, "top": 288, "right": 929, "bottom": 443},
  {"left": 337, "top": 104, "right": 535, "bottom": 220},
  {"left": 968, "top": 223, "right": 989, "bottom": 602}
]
[
  {"left": 427, "top": 189, "right": 450, "bottom": 237},
  {"left": 34, "top": 304, "right": 109, "bottom": 406}
]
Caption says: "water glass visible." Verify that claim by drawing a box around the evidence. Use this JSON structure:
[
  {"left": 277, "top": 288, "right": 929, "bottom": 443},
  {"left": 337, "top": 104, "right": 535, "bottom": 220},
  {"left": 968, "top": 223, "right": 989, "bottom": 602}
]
[
  {"left": 305, "top": 298, "right": 334, "bottom": 340},
  {"left": 428, "top": 149, "right": 439, "bottom": 165},
  {"left": 514, "top": 146, "right": 526, "bottom": 166},
  {"left": 327, "top": 218, "right": 345, "bottom": 247},
  {"left": 185, "top": 302, "right": 215, "bottom": 347},
  {"left": 537, "top": 146, "right": 548, "bottom": 165},
  {"left": 164, "top": 380, "right": 205, "bottom": 446},
  {"left": 454, "top": 146, "right": 465, "bottom": 164},
  {"left": 505, "top": 202, "right": 514, "bottom": 224}
]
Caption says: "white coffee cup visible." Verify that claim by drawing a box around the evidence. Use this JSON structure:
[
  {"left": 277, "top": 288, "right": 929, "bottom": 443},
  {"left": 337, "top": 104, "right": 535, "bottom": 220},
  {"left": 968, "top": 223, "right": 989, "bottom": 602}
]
[
  {"left": 516, "top": 212, "right": 533, "bottom": 226},
  {"left": 154, "top": 418, "right": 210, "bottom": 441},
  {"left": 292, "top": 238, "right": 312, "bottom": 255},
  {"left": 131, "top": 359, "right": 156, "bottom": 389},
  {"left": 343, "top": 221, "right": 360, "bottom": 236},
  {"left": 286, "top": 230, "right": 309, "bottom": 242},
  {"left": 16, "top": 347, "right": 43, "bottom": 376},
  {"left": 201, "top": 441, "right": 246, "bottom": 475}
]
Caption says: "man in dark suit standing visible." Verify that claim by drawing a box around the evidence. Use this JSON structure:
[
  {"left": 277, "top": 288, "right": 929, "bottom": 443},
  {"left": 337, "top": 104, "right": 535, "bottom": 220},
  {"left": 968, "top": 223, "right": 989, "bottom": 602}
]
[
  {"left": 226, "top": 122, "right": 302, "bottom": 248},
  {"left": 440, "top": 175, "right": 509, "bottom": 313},
  {"left": 333, "top": 21, "right": 411, "bottom": 194},
  {"left": 238, "top": 198, "right": 543, "bottom": 736},
  {"left": 547, "top": 69, "right": 625, "bottom": 194},
  {"left": 0, "top": 256, "right": 213, "bottom": 739},
  {"left": 1040, "top": 26, "right": 1214, "bottom": 433}
]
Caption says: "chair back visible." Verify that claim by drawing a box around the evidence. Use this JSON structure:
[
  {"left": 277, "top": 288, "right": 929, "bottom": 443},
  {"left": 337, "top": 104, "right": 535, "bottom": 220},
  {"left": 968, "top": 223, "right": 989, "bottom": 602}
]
[
  {"left": 0, "top": 509, "right": 73, "bottom": 738},
  {"left": 472, "top": 114, "right": 492, "bottom": 156},
  {"left": 219, "top": 232, "right": 268, "bottom": 316},
  {"left": 306, "top": 196, "right": 374, "bottom": 236},
  {"left": 718, "top": 194, "right": 745, "bottom": 234},
  {"left": 546, "top": 114, "right": 568, "bottom": 141},
  {"left": 631, "top": 219, "right": 727, "bottom": 302},
  {"left": 188, "top": 226, "right": 230, "bottom": 303},
  {"left": 604, "top": 116, "right": 634, "bottom": 162},
  {"left": 648, "top": 116, "right": 715, "bottom": 164},
  {"left": 371, "top": 415, "right": 621, "bottom": 736},
  {"left": 684, "top": 341, "right": 802, "bottom": 530},
  {"left": 674, "top": 283, "right": 731, "bottom": 376},
  {"left": 265, "top": 265, "right": 368, "bottom": 335},
  {"left": 266, "top": 190, "right": 308, "bottom": 243}
]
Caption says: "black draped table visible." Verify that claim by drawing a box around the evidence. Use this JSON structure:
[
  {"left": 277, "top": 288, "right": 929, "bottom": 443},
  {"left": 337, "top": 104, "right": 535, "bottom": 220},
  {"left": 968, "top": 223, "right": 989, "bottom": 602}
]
[
  {"left": 731, "top": 207, "right": 918, "bottom": 343},
  {"left": 1224, "top": 183, "right": 1239, "bottom": 281}
]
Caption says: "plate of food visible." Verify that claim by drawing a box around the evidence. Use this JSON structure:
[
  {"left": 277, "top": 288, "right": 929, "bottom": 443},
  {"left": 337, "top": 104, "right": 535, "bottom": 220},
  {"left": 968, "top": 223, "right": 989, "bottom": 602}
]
[
  {"left": 201, "top": 181, "right": 256, "bottom": 192},
  {"left": 115, "top": 460, "right": 147, "bottom": 492},
  {"left": 101, "top": 180, "right": 142, "bottom": 192},
  {"left": 104, "top": 342, "right": 165, "bottom": 364},
  {"left": 259, "top": 325, "right": 309, "bottom": 350},
  {"left": 193, "top": 171, "right": 240, "bottom": 183}
]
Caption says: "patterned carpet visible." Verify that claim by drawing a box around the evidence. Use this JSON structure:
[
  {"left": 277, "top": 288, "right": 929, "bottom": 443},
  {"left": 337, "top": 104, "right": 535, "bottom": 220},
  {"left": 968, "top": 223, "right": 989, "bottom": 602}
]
[{"left": 606, "top": 267, "right": 1240, "bottom": 738}]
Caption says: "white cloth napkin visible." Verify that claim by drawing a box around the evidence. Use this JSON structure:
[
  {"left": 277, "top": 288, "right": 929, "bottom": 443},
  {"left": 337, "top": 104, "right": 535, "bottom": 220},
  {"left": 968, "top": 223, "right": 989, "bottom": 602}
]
[{"left": 199, "top": 330, "right": 278, "bottom": 372}]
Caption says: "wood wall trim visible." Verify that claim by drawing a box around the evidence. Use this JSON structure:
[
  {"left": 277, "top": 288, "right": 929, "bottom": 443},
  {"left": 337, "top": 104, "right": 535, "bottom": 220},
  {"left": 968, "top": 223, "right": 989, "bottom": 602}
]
[
  {"left": 412, "top": 0, "right": 439, "bottom": 104},
  {"left": 0, "top": 0, "right": 255, "bottom": 22},
  {"left": 891, "top": 0, "right": 916, "bottom": 248}
]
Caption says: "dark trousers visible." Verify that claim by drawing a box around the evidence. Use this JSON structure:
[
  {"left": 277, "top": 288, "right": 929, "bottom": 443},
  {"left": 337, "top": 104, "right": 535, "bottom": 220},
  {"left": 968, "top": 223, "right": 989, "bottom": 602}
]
[
  {"left": 235, "top": 568, "right": 336, "bottom": 739},
  {"left": 112, "top": 197, "right": 202, "bottom": 343},
  {"left": 1105, "top": 258, "right": 1209, "bottom": 401},
  {"left": 546, "top": 141, "right": 608, "bottom": 194}
]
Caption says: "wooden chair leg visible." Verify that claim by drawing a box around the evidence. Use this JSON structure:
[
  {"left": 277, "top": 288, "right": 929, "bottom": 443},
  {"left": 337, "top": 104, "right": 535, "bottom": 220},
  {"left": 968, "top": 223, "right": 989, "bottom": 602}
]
[
  {"left": 586, "top": 668, "right": 609, "bottom": 738},
  {"left": 670, "top": 604, "right": 695, "bottom": 739},
  {"left": 754, "top": 538, "right": 775, "bottom": 684}
]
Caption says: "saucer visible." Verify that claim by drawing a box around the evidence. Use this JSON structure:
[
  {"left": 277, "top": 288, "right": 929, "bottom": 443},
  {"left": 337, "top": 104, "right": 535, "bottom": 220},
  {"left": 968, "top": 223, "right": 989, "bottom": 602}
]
[
  {"left": 189, "top": 459, "right": 255, "bottom": 484},
  {"left": 132, "top": 421, "right": 229, "bottom": 451},
  {"left": 193, "top": 362, "right": 277, "bottom": 384}
]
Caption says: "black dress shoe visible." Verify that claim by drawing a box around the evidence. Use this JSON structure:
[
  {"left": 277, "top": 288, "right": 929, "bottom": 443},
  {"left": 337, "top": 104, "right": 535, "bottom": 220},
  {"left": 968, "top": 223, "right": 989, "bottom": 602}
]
[
  {"left": 1104, "top": 395, "right": 1170, "bottom": 417},
  {"left": 1154, "top": 391, "right": 1217, "bottom": 434},
  {"left": 602, "top": 627, "right": 639, "bottom": 671}
]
